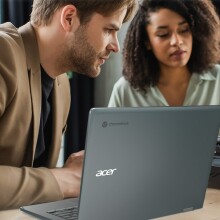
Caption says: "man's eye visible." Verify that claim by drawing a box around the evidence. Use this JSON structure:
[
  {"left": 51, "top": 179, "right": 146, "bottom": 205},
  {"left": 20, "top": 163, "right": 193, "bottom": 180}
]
[{"left": 105, "top": 28, "right": 116, "bottom": 34}]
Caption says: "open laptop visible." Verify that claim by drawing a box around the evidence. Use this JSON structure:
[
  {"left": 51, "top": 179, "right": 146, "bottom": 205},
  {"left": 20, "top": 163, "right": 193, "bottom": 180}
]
[{"left": 21, "top": 106, "right": 220, "bottom": 220}]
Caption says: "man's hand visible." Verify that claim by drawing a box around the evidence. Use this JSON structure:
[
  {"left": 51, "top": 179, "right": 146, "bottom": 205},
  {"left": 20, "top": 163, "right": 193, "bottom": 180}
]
[{"left": 50, "top": 150, "right": 84, "bottom": 198}]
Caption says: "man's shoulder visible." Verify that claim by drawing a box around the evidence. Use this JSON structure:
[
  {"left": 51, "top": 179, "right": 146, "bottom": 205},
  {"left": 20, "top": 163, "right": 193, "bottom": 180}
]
[
  {"left": 0, "top": 22, "right": 24, "bottom": 54},
  {"left": 0, "top": 22, "right": 20, "bottom": 40},
  {"left": 0, "top": 22, "right": 17, "bottom": 32}
]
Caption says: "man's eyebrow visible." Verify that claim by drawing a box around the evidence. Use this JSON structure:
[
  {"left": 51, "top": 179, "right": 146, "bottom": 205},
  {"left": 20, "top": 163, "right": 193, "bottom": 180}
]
[
  {"left": 156, "top": 20, "right": 188, "bottom": 29},
  {"left": 106, "top": 23, "right": 120, "bottom": 31}
]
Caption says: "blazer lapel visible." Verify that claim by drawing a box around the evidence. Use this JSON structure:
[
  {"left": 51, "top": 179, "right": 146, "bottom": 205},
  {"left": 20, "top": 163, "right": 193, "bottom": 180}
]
[
  {"left": 29, "top": 70, "right": 41, "bottom": 163},
  {"left": 19, "top": 22, "right": 42, "bottom": 163},
  {"left": 47, "top": 78, "right": 63, "bottom": 167},
  {"left": 19, "top": 23, "right": 66, "bottom": 167}
]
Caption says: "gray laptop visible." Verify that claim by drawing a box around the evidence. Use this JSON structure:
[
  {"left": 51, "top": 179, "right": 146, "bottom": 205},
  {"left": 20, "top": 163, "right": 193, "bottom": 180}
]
[{"left": 21, "top": 106, "right": 220, "bottom": 220}]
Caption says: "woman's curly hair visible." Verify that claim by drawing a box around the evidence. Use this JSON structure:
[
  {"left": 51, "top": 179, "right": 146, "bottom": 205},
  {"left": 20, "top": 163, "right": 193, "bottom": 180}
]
[{"left": 123, "top": 0, "right": 220, "bottom": 92}]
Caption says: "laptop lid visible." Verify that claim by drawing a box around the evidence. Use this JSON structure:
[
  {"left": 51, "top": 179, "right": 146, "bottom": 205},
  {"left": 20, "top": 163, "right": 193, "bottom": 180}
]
[{"left": 21, "top": 106, "right": 220, "bottom": 220}]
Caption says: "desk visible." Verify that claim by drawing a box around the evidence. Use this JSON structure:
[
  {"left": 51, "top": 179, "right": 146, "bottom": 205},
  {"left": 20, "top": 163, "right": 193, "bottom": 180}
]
[{"left": 0, "top": 188, "right": 220, "bottom": 220}]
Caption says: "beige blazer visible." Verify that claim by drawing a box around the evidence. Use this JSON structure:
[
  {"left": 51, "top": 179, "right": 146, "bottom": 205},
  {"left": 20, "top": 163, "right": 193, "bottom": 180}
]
[{"left": 0, "top": 22, "right": 70, "bottom": 209}]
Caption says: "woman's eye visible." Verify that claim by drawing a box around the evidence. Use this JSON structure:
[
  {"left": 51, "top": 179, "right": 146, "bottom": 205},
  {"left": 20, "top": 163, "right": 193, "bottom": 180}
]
[
  {"left": 179, "top": 27, "right": 190, "bottom": 33},
  {"left": 157, "top": 33, "right": 169, "bottom": 38}
]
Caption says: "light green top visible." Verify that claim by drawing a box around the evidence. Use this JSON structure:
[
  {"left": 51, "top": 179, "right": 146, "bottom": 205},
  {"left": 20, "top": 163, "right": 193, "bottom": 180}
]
[{"left": 108, "top": 64, "right": 220, "bottom": 107}]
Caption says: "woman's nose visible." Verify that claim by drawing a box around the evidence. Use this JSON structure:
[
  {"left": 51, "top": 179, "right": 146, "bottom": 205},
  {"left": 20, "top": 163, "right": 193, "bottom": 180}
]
[{"left": 170, "top": 33, "right": 183, "bottom": 47}]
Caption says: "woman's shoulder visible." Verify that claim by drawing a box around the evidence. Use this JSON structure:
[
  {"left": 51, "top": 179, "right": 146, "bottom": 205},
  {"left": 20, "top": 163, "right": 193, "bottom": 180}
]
[
  {"left": 198, "top": 64, "right": 220, "bottom": 80},
  {"left": 113, "top": 76, "right": 132, "bottom": 90},
  {"left": 207, "top": 64, "right": 220, "bottom": 76}
]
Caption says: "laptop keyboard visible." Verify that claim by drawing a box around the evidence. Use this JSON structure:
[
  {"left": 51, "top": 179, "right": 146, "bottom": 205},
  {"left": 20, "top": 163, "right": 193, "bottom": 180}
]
[{"left": 47, "top": 206, "right": 78, "bottom": 220}]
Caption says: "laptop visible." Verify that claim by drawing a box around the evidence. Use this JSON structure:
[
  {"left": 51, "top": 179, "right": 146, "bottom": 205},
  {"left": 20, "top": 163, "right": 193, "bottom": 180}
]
[{"left": 21, "top": 106, "right": 220, "bottom": 220}]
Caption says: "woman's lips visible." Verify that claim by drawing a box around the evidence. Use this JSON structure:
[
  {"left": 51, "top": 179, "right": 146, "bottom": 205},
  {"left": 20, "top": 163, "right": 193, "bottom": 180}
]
[
  {"left": 170, "top": 49, "right": 186, "bottom": 59},
  {"left": 171, "top": 49, "right": 185, "bottom": 56}
]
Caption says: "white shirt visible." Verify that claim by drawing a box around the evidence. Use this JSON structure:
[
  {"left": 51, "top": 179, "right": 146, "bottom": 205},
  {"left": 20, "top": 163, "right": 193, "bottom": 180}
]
[{"left": 108, "top": 65, "right": 220, "bottom": 107}]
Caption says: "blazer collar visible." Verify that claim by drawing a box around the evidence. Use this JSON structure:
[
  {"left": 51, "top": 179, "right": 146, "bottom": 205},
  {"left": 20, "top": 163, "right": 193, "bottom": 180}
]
[
  {"left": 18, "top": 23, "right": 63, "bottom": 166},
  {"left": 18, "top": 22, "right": 40, "bottom": 74},
  {"left": 18, "top": 23, "right": 41, "bottom": 162}
]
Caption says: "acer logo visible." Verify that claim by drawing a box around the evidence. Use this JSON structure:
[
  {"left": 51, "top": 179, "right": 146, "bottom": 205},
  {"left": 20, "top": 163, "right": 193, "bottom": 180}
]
[{"left": 96, "top": 168, "right": 117, "bottom": 177}]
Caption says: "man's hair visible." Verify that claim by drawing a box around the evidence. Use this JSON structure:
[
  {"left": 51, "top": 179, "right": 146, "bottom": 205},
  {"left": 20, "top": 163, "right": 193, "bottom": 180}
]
[
  {"left": 123, "top": 0, "right": 220, "bottom": 92},
  {"left": 30, "top": 0, "right": 137, "bottom": 26}
]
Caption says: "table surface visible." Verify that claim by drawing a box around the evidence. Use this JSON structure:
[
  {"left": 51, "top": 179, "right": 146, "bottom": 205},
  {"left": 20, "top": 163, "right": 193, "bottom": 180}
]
[{"left": 0, "top": 188, "right": 220, "bottom": 220}]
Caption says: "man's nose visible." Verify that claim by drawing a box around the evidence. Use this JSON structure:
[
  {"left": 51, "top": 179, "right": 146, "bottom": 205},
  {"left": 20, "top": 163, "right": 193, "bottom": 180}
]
[{"left": 107, "top": 37, "right": 120, "bottom": 53}]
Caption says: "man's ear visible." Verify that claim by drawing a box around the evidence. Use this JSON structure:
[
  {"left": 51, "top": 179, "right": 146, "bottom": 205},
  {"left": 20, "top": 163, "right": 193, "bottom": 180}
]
[{"left": 60, "top": 5, "right": 78, "bottom": 31}]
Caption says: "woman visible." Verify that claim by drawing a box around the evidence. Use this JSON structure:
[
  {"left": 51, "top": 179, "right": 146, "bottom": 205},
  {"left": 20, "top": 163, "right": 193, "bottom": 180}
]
[{"left": 108, "top": 0, "right": 220, "bottom": 107}]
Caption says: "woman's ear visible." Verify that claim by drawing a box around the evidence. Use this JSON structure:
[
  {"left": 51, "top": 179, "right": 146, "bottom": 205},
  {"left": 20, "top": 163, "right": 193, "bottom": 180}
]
[
  {"left": 145, "top": 41, "right": 152, "bottom": 50},
  {"left": 60, "top": 5, "right": 78, "bottom": 31}
]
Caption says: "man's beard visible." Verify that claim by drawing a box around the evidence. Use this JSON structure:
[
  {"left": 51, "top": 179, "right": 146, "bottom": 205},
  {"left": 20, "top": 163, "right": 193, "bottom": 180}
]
[{"left": 57, "top": 25, "right": 106, "bottom": 78}]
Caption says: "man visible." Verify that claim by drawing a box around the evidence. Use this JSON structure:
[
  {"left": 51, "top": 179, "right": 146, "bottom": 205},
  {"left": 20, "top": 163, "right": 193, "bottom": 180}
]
[{"left": 0, "top": 0, "right": 137, "bottom": 210}]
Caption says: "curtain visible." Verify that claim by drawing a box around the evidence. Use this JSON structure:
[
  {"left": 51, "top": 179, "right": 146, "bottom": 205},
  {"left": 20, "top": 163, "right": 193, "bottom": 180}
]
[
  {"left": 213, "top": 0, "right": 220, "bottom": 14},
  {"left": 0, "top": 0, "right": 32, "bottom": 26},
  {"left": 0, "top": 0, "right": 4, "bottom": 23}
]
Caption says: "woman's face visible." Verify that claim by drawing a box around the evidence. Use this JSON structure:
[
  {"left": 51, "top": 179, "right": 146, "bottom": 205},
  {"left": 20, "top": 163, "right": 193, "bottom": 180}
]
[{"left": 146, "top": 8, "right": 193, "bottom": 70}]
